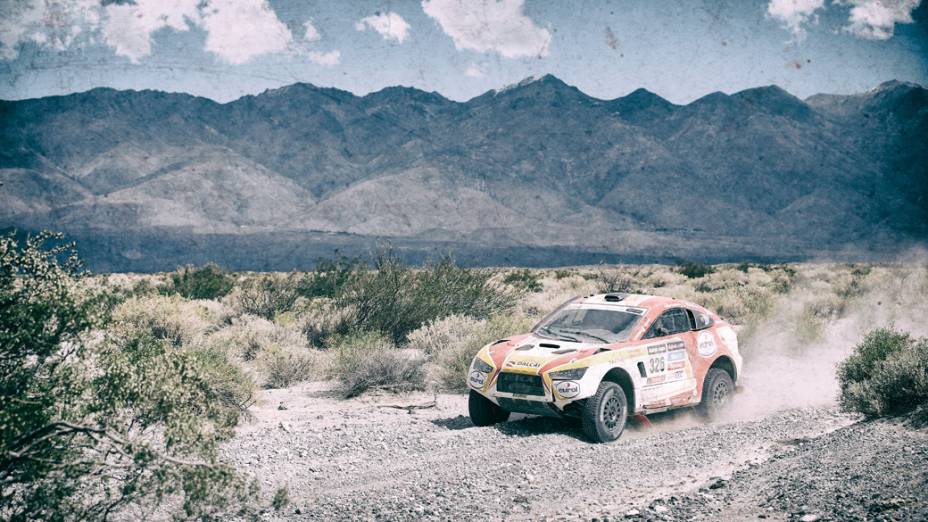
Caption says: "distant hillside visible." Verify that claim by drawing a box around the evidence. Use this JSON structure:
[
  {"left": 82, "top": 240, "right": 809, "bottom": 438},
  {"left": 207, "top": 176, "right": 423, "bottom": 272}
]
[{"left": 1, "top": 76, "right": 926, "bottom": 270}]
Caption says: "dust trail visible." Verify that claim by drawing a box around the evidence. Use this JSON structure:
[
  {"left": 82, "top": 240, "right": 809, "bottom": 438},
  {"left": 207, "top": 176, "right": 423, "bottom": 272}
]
[{"left": 727, "top": 258, "right": 928, "bottom": 422}]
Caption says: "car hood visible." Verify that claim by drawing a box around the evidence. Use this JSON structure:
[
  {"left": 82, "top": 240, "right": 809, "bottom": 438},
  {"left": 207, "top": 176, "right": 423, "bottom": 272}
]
[{"left": 487, "top": 333, "right": 610, "bottom": 375}]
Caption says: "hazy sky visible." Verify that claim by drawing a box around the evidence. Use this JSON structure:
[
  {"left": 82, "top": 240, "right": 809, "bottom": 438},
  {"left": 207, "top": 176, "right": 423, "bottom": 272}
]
[{"left": 1, "top": 0, "right": 926, "bottom": 103}]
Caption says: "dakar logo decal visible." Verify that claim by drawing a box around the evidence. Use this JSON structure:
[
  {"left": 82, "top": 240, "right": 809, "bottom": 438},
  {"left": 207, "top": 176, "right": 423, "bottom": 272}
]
[{"left": 697, "top": 330, "right": 717, "bottom": 357}]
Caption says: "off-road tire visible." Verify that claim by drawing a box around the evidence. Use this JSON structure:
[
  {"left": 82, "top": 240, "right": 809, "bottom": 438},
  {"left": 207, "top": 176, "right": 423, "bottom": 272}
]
[
  {"left": 697, "top": 368, "right": 734, "bottom": 418},
  {"left": 581, "top": 381, "right": 628, "bottom": 443},
  {"left": 468, "top": 390, "right": 510, "bottom": 426}
]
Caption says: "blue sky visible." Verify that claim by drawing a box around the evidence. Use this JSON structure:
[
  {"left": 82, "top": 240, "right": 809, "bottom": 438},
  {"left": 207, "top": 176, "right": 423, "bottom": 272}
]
[{"left": 1, "top": 0, "right": 926, "bottom": 103}]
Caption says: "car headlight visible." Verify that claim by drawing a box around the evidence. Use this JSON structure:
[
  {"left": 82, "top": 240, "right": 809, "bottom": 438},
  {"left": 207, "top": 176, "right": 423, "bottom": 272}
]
[
  {"left": 548, "top": 367, "right": 587, "bottom": 380},
  {"left": 472, "top": 358, "right": 494, "bottom": 373}
]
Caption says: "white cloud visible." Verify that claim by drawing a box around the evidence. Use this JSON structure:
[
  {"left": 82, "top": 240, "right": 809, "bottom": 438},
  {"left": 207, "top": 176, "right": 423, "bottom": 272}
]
[
  {"left": 1, "top": 0, "right": 300, "bottom": 65},
  {"left": 421, "top": 0, "right": 551, "bottom": 58},
  {"left": 307, "top": 49, "right": 340, "bottom": 66},
  {"left": 102, "top": 0, "right": 199, "bottom": 63},
  {"left": 304, "top": 20, "right": 321, "bottom": 42},
  {"left": 355, "top": 11, "right": 410, "bottom": 43},
  {"left": 766, "top": 0, "right": 826, "bottom": 39},
  {"left": 200, "top": 0, "right": 293, "bottom": 65},
  {"left": 465, "top": 63, "right": 484, "bottom": 77},
  {"left": 842, "top": 0, "right": 921, "bottom": 40},
  {"left": 0, "top": 0, "right": 101, "bottom": 60}
]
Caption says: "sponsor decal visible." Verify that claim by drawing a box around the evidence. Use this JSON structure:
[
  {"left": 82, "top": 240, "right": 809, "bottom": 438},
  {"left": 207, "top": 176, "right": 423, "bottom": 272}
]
[
  {"left": 647, "top": 344, "right": 667, "bottom": 355},
  {"left": 668, "top": 370, "right": 685, "bottom": 381},
  {"left": 697, "top": 330, "right": 717, "bottom": 357},
  {"left": 667, "top": 360, "right": 685, "bottom": 370},
  {"left": 554, "top": 380, "right": 581, "bottom": 398},
  {"left": 506, "top": 359, "right": 542, "bottom": 368},
  {"left": 666, "top": 341, "right": 685, "bottom": 351},
  {"left": 646, "top": 375, "right": 666, "bottom": 385},
  {"left": 468, "top": 371, "right": 487, "bottom": 388},
  {"left": 667, "top": 350, "right": 687, "bottom": 362}
]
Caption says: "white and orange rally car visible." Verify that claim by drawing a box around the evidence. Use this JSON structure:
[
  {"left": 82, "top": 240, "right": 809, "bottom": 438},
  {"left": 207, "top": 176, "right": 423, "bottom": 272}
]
[{"left": 467, "top": 293, "right": 741, "bottom": 442}]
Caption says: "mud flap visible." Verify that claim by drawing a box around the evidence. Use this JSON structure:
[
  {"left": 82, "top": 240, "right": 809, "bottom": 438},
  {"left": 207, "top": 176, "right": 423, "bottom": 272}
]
[{"left": 632, "top": 414, "right": 652, "bottom": 428}]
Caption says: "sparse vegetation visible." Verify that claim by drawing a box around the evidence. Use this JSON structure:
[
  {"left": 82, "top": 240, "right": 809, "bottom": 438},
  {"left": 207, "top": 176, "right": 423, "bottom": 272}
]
[
  {"left": 838, "top": 328, "right": 928, "bottom": 422},
  {"left": 9, "top": 230, "right": 928, "bottom": 517},
  {"left": 677, "top": 260, "right": 715, "bottom": 279},
  {"left": 337, "top": 254, "right": 513, "bottom": 343},
  {"left": 328, "top": 332, "right": 426, "bottom": 398},
  {"left": 503, "top": 269, "right": 543, "bottom": 292},
  {"left": 162, "top": 263, "right": 234, "bottom": 300}
]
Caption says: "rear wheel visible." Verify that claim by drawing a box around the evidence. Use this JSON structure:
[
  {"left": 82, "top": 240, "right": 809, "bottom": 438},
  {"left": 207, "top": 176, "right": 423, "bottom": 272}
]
[
  {"left": 581, "top": 381, "right": 628, "bottom": 443},
  {"left": 468, "top": 390, "right": 510, "bottom": 426},
  {"left": 697, "top": 368, "right": 734, "bottom": 418}
]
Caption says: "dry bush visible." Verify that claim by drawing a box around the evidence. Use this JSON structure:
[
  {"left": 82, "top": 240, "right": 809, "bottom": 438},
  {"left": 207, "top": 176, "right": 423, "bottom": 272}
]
[
  {"left": 337, "top": 255, "right": 514, "bottom": 343},
  {"left": 594, "top": 266, "right": 637, "bottom": 293},
  {"left": 283, "top": 298, "right": 355, "bottom": 348},
  {"left": 518, "top": 274, "right": 596, "bottom": 317},
  {"left": 111, "top": 295, "right": 222, "bottom": 346},
  {"left": 228, "top": 273, "right": 303, "bottom": 320},
  {"left": 203, "top": 314, "right": 305, "bottom": 363},
  {"left": 432, "top": 314, "right": 535, "bottom": 393},
  {"left": 406, "top": 314, "right": 488, "bottom": 355},
  {"left": 258, "top": 343, "right": 319, "bottom": 389},
  {"left": 839, "top": 328, "right": 928, "bottom": 422},
  {"left": 698, "top": 285, "right": 773, "bottom": 325},
  {"left": 328, "top": 332, "right": 426, "bottom": 398}
]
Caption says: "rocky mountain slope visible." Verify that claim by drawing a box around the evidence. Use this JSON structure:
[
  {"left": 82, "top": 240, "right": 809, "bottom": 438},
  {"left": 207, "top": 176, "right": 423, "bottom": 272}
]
[{"left": 1, "top": 77, "right": 925, "bottom": 270}]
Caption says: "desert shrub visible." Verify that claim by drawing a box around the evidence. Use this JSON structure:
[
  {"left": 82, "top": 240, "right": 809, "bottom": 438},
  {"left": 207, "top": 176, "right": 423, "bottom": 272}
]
[
  {"left": 433, "top": 314, "right": 534, "bottom": 393},
  {"left": 285, "top": 298, "right": 355, "bottom": 348},
  {"left": 297, "top": 256, "right": 362, "bottom": 298},
  {"left": 187, "top": 345, "right": 256, "bottom": 412},
  {"left": 111, "top": 294, "right": 219, "bottom": 347},
  {"left": 337, "top": 255, "right": 513, "bottom": 343},
  {"left": 258, "top": 344, "right": 318, "bottom": 389},
  {"left": 0, "top": 232, "right": 253, "bottom": 520},
  {"left": 700, "top": 285, "right": 773, "bottom": 325},
  {"left": 838, "top": 328, "right": 928, "bottom": 422},
  {"left": 272, "top": 486, "right": 290, "bottom": 511},
  {"left": 205, "top": 314, "right": 307, "bottom": 364},
  {"left": 162, "top": 263, "right": 234, "bottom": 300},
  {"left": 328, "top": 332, "right": 426, "bottom": 398},
  {"left": 231, "top": 273, "right": 304, "bottom": 319},
  {"left": 406, "top": 314, "right": 488, "bottom": 355},
  {"left": 553, "top": 269, "right": 574, "bottom": 280},
  {"left": 503, "top": 269, "right": 543, "bottom": 292},
  {"left": 736, "top": 262, "right": 753, "bottom": 273},
  {"left": 677, "top": 260, "right": 716, "bottom": 279},
  {"left": 596, "top": 266, "right": 636, "bottom": 293}
]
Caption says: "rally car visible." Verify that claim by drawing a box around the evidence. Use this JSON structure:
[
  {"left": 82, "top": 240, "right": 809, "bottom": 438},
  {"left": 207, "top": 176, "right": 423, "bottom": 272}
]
[{"left": 467, "top": 293, "right": 741, "bottom": 442}]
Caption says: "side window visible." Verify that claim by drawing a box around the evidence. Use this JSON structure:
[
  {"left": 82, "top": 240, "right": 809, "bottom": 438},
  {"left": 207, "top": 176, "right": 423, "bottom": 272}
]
[
  {"left": 644, "top": 308, "right": 690, "bottom": 338},
  {"left": 689, "top": 308, "right": 713, "bottom": 330}
]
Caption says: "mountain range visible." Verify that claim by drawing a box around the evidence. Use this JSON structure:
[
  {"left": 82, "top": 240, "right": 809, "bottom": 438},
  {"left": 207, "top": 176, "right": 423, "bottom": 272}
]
[{"left": 1, "top": 75, "right": 926, "bottom": 271}]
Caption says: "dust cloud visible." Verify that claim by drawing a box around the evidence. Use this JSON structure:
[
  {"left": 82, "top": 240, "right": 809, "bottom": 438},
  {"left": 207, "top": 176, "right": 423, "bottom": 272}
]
[{"left": 729, "top": 257, "right": 928, "bottom": 422}]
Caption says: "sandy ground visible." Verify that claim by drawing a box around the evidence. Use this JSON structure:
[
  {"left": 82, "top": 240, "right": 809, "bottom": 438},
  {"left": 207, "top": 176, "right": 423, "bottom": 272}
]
[{"left": 220, "top": 383, "right": 926, "bottom": 521}]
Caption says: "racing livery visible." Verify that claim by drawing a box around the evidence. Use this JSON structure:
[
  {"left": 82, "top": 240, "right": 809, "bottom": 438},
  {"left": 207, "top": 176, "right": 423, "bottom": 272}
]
[{"left": 467, "top": 293, "right": 742, "bottom": 442}]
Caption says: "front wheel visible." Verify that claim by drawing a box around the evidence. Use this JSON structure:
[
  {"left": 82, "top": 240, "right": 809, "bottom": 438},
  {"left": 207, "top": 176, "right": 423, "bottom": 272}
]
[
  {"left": 468, "top": 390, "right": 510, "bottom": 426},
  {"left": 697, "top": 368, "right": 734, "bottom": 418},
  {"left": 581, "top": 381, "right": 628, "bottom": 443}
]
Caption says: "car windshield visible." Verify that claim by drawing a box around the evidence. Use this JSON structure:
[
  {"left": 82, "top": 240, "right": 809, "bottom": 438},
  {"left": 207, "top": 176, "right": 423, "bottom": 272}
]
[{"left": 535, "top": 306, "right": 642, "bottom": 343}]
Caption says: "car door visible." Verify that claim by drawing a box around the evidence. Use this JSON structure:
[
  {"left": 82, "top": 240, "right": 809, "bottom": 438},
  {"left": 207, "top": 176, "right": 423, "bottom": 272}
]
[{"left": 638, "top": 308, "right": 700, "bottom": 409}]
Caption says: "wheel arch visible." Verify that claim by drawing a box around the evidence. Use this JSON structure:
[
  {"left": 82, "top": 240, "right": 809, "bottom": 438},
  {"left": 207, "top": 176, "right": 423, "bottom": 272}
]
[
  {"left": 601, "top": 367, "right": 636, "bottom": 413},
  {"left": 709, "top": 355, "right": 737, "bottom": 383}
]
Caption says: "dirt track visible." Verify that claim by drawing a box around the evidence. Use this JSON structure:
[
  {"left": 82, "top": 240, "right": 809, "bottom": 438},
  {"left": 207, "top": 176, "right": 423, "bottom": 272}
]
[{"left": 222, "top": 384, "right": 928, "bottom": 521}]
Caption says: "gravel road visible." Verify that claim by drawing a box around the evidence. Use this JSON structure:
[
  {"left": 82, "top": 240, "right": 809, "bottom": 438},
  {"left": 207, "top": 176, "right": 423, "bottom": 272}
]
[{"left": 222, "top": 383, "right": 927, "bottom": 521}]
